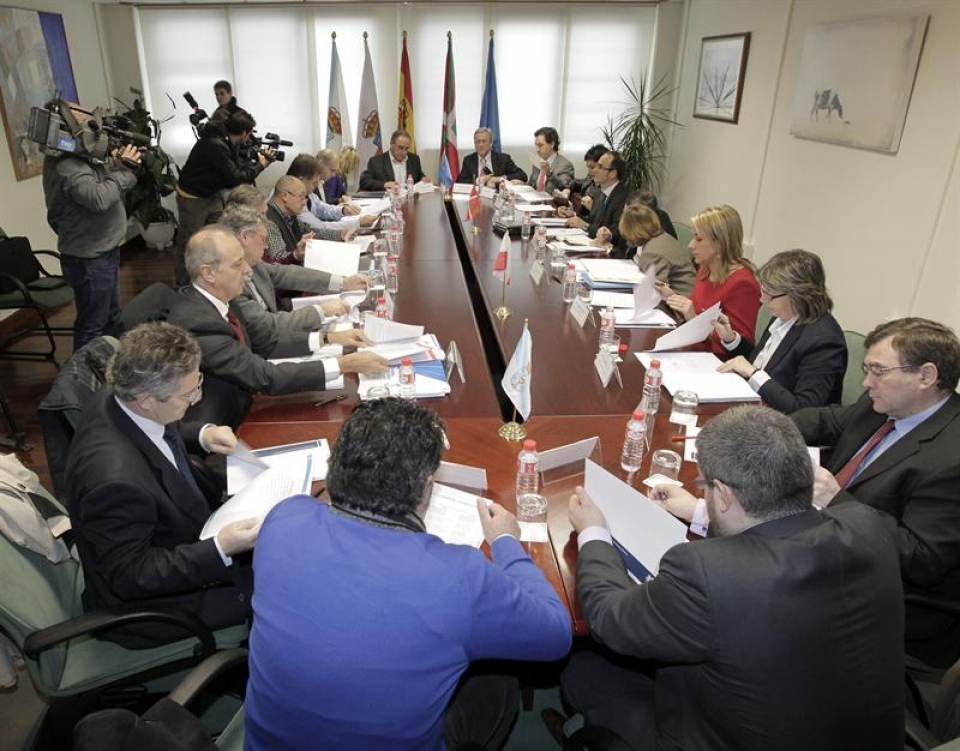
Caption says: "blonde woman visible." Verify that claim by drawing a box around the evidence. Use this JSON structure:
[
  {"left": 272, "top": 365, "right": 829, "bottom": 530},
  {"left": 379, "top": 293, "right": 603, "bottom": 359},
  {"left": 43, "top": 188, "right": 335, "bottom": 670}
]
[{"left": 656, "top": 204, "right": 760, "bottom": 359}]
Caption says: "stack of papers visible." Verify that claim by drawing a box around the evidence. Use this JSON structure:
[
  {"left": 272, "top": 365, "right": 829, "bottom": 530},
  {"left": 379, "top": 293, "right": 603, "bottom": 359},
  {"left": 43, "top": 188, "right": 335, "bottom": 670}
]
[
  {"left": 304, "top": 240, "right": 361, "bottom": 276},
  {"left": 291, "top": 290, "right": 367, "bottom": 325},
  {"left": 637, "top": 352, "right": 760, "bottom": 402},
  {"left": 423, "top": 483, "right": 487, "bottom": 547},
  {"left": 533, "top": 218, "right": 570, "bottom": 228},
  {"left": 506, "top": 184, "right": 553, "bottom": 203},
  {"left": 588, "top": 274, "right": 675, "bottom": 328},
  {"left": 226, "top": 439, "right": 331, "bottom": 494},
  {"left": 351, "top": 197, "right": 390, "bottom": 215},
  {"left": 651, "top": 302, "right": 721, "bottom": 352},
  {"left": 358, "top": 317, "right": 450, "bottom": 399},
  {"left": 576, "top": 259, "right": 646, "bottom": 288}
]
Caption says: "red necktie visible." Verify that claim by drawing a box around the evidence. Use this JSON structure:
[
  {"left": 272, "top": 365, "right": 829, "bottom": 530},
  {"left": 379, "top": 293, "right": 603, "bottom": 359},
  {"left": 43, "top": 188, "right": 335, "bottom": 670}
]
[
  {"left": 834, "top": 419, "right": 895, "bottom": 488},
  {"left": 226, "top": 310, "right": 248, "bottom": 346},
  {"left": 537, "top": 164, "right": 547, "bottom": 192}
]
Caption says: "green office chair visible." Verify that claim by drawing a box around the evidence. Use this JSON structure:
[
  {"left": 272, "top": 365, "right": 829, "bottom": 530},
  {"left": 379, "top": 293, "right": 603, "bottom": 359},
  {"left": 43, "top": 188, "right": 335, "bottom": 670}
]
[
  {"left": 673, "top": 222, "right": 692, "bottom": 253},
  {"left": 0, "top": 484, "right": 247, "bottom": 750},
  {"left": 841, "top": 330, "right": 866, "bottom": 405}
]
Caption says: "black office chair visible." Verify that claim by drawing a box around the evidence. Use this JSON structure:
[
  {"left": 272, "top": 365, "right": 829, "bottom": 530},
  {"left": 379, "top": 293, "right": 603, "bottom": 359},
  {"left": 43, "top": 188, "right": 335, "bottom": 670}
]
[{"left": 0, "top": 236, "right": 74, "bottom": 367}]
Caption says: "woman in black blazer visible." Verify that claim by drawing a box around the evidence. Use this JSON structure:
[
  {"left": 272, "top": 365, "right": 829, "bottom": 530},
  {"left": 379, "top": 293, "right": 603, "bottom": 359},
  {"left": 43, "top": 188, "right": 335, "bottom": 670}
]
[{"left": 715, "top": 249, "right": 847, "bottom": 412}]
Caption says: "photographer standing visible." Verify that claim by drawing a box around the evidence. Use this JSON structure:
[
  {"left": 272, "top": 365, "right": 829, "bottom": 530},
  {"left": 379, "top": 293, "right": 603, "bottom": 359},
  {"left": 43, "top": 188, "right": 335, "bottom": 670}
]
[
  {"left": 174, "top": 110, "right": 271, "bottom": 286},
  {"left": 43, "top": 135, "right": 141, "bottom": 351}
]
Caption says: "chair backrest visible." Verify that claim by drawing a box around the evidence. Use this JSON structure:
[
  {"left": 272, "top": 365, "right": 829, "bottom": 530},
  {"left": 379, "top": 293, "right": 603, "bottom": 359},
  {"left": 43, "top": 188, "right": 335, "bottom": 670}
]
[
  {"left": 673, "top": 222, "right": 692, "bottom": 253},
  {"left": 755, "top": 306, "right": 773, "bottom": 343},
  {"left": 0, "top": 237, "right": 41, "bottom": 292},
  {"left": 842, "top": 330, "right": 866, "bottom": 405},
  {"left": 38, "top": 336, "right": 121, "bottom": 498}
]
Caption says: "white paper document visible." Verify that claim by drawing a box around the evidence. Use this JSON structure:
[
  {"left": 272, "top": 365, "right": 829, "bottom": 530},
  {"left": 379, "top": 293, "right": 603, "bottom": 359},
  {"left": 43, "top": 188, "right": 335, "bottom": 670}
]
[
  {"left": 577, "top": 259, "right": 647, "bottom": 286},
  {"left": 434, "top": 461, "right": 488, "bottom": 490},
  {"left": 424, "top": 482, "right": 487, "bottom": 547},
  {"left": 452, "top": 183, "right": 474, "bottom": 195},
  {"left": 362, "top": 333, "right": 446, "bottom": 364},
  {"left": 652, "top": 302, "right": 722, "bottom": 352},
  {"left": 304, "top": 240, "right": 362, "bottom": 277},
  {"left": 515, "top": 203, "right": 556, "bottom": 213},
  {"left": 203, "top": 456, "right": 314, "bottom": 540},
  {"left": 591, "top": 291, "right": 636, "bottom": 309},
  {"left": 414, "top": 181, "right": 435, "bottom": 194},
  {"left": 533, "top": 218, "right": 570, "bottom": 227},
  {"left": 614, "top": 308, "right": 676, "bottom": 328},
  {"left": 636, "top": 351, "right": 760, "bottom": 402},
  {"left": 548, "top": 241, "right": 598, "bottom": 255},
  {"left": 584, "top": 460, "right": 688, "bottom": 582},
  {"left": 363, "top": 315, "right": 424, "bottom": 343},
  {"left": 351, "top": 197, "right": 390, "bottom": 215},
  {"left": 226, "top": 438, "right": 331, "bottom": 495}
]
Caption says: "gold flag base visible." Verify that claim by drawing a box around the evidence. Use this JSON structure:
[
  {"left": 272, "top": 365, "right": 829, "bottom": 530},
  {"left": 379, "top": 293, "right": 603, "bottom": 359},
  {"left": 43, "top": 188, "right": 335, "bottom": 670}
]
[
  {"left": 471, "top": 224, "right": 480, "bottom": 236},
  {"left": 498, "top": 421, "right": 527, "bottom": 441},
  {"left": 493, "top": 305, "right": 512, "bottom": 321}
]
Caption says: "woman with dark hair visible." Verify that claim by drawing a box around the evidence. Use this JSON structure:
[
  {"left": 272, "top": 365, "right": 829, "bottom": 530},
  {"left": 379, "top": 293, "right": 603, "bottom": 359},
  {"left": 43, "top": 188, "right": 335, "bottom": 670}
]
[{"left": 716, "top": 248, "right": 847, "bottom": 412}]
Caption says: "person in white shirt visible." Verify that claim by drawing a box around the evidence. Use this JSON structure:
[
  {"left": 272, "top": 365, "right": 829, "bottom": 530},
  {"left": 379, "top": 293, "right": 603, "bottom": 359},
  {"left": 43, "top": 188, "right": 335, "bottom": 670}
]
[
  {"left": 358, "top": 130, "right": 430, "bottom": 192},
  {"left": 522, "top": 126, "right": 574, "bottom": 194}
]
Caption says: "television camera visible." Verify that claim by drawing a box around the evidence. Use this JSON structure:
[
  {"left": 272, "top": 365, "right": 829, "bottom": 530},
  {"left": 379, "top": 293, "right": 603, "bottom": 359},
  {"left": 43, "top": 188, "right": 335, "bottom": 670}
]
[{"left": 28, "top": 99, "right": 151, "bottom": 167}]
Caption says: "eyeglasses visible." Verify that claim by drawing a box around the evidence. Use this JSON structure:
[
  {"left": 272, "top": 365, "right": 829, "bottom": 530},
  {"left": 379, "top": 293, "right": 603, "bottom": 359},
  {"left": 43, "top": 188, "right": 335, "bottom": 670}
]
[
  {"left": 759, "top": 286, "right": 788, "bottom": 300},
  {"left": 283, "top": 190, "right": 306, "bottom": 200},
  {"left": 860, "top": 363, "right": 917, "bottom": 377},
  {"left": 163, "top": 373, "right": 204, "bottom": 405}
]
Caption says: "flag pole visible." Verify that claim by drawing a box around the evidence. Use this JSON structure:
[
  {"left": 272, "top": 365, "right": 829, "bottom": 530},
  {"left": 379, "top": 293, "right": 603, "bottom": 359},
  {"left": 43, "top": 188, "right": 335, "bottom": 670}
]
[
  {"left": 499, "top": 319, "right": 529, "bottom": 441},
  {"left": 493, "top": 274, "right": 511, "bottom": 321}
]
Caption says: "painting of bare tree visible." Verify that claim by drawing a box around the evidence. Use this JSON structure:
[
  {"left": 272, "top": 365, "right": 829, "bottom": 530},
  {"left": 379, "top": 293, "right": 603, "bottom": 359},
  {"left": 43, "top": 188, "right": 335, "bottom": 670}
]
[{"left": 693, "top": 33, "right": 750, "bottom": 124}]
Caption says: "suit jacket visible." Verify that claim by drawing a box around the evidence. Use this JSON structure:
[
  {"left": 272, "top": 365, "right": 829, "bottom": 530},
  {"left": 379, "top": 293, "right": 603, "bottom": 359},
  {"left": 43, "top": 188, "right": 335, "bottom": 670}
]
[
  {"left": 527, "top": 154, "right": 575, "bottom": 194},
  {"left": 457, "top": 151, "right": 527, "bottom": 184},
  {"left": 588, "top": 182, "right": 628, "bottom": 248},
  {"left": 234, "top": 263, "right": 330, "bottom": 333},
  {"left": 729, "top": 314, "right": 847, "bottom": 413},
  {"left": 66, "top": 392, "right": 246, "bottom": 647},
  {"left": 623, "top": 232, "right": 696, "bottom": 298},
  {"left": 152, "top": 286, "right": 325, "bottom": 428},
  {"left": 577, "top": 504, "right": 903, "bottom": 751},
  {"left": 792, "top": 392, "right": 960, "bottom": 666},
  {"left": 359, "top": 152, "right": 425, "bottom": 192}
]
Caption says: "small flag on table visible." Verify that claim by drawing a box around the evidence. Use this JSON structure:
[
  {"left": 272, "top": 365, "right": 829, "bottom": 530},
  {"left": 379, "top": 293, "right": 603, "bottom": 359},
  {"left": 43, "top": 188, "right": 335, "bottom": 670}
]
[
  {"left": 466, "top": 184, "right": 481, "bottom": 222},
  {"left": 492, "top": 232, "right": 511, "bottom": 285},
  {"left": 502, "top": 322, "right": 532, "bottom": 420}
]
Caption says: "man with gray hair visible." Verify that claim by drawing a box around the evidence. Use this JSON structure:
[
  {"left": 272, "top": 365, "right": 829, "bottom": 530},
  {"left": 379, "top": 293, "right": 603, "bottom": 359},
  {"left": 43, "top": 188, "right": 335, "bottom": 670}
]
[
  {"left": 65, "top": 322, "right": 257, "bottom": 647},
  {"left": 556, "top": 405, "right": 903, "bottom": 751},
  {"left": 456, "top": 126, "right": 527, "bottom": 186}
]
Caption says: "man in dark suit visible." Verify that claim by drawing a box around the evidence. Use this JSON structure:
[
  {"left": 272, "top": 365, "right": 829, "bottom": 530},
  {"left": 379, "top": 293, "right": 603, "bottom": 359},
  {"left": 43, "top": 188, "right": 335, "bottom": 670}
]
[
  {"left": 559, "top": 405, "right": 903, "bottom": 751},
  {"left": 127, "top": 226, "right": 386, "bottom": 428},
  {"left": 567, "top": 150, "right": 628, "bottom": 248},
  {"left": 358, "top": 129, "right": 430, "bottom": 192},
  {"left": 66, "top": 322, "right": 258, "bottom": 647},
  {"left": 457, "top": 127, "right": 527, "bottom": 186},
  {"left": 792, "top": 317, "right": 960, "bottom": 668}
]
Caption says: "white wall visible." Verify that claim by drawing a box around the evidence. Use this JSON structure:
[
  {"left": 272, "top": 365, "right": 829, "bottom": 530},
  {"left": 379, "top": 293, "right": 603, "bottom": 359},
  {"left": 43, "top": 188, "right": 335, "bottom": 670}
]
[
  {"left": 0, "top": 0, "right": 111, "bottom": 249},
  {"left": 662, "top": 0, "right": 960, "bottom": 334}
]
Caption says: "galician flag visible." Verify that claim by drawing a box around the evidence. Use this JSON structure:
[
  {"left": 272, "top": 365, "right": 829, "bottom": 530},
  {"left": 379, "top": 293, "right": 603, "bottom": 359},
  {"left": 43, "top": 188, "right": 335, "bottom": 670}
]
[
  {"left": 479, "top": 31, "right": 501, "bottom": 153},
  {"left": 326, "top": 33, "right": 352, "bottom": 150},
  {"left": 356, "top": 32, "right": 383, "bottom": 169},
  {"left": 438, "top": 31, "right": 459, "bottom": 188},
  {"left": 492, "top": 232, "right": 511, "bottom": 285},
  {"left": 502, "top": 322, "right": 532, "bottom": 420},
  {"left": 397, "top": 31, "right": 416, "bottom": 152},
  {"left": 465, "top": 183, "right": 481, "bottom": 222}
]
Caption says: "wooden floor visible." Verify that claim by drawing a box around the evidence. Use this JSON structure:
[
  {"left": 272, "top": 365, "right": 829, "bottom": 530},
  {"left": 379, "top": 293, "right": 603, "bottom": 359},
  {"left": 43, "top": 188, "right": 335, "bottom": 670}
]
[{"left": 0, "top": 237, "right": 172, "bottom": 491}]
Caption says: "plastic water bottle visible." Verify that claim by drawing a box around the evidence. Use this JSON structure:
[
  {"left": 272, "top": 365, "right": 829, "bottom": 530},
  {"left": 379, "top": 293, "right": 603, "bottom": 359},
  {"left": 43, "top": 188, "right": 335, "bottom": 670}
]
[
  {"left": 620, "top": 410, "right": 647, "bottom": 473},
  {"left": 535, "top": 225, "right": 547, "bottom": 257},
  {"left": 386, "top": 255, "right": 399, "bottom": 293},
  {"left": 387, "top": 221, "right": 401, "bottom": 255},
  {"left": 399, "top": 357, "right": 416, "bottom": 399},
  {"left": 639, "top": 359, "right": 662, "bottom": 415},
  {"left": 373, "top": 239, "right": 388, "bottom": 271},
  {"left": 599, "top": 305, "right": 616, "bottom": 351},
  {"left": 494, "top": 185, "right": 505, "bottom": 217},
  {"left": 406, "top": 174, "right": 415, "bottom": 197},
  {"left": 562, "top": 263, "right": 578, "bottom": 302},
  {"left": 375, "top": 296, "right": 389, "bottom": 319},
  {"left": 507, "top": 192, "right": 517, "bottom": 222},
  {"left": 515, "top": 439, "right": 540, "bottom": 500},
  {"left": 521, "top": 210, "right": 532, "bottom": 240}
]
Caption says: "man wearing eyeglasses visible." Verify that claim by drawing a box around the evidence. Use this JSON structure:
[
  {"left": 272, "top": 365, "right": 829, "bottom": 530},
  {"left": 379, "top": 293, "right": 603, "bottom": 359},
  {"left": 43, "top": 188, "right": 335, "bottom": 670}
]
[
  {"left": 66, "top": 322, "right": 257, "bottom": 647},
  {"left": 789, "top": 316, "right": 960, "bottom": 669},
  {"left": 558, "top": 406, "right": 903, "bottom": 750},
  {"left": 263, "top": 175, "right": 352, "bottom": 266},
  {"left": 565, "top": 151, "right": 628, "bottom": 250}
]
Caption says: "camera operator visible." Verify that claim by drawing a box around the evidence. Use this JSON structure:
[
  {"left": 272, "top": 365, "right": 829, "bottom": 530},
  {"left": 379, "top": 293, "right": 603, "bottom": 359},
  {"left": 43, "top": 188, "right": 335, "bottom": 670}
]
[
  {"left": 43, "top": 114, "right": 142, "bottom": 351},
  {"left": 174, "top": 110, "right": 273, "bottom": 286},
  {"left": 210, "top": 80, "right": 240, "bottom": 123}
]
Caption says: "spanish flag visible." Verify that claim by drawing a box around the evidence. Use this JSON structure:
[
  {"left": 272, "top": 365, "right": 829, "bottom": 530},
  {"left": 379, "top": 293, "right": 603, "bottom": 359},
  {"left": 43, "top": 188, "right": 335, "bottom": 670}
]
[{"left": 397, "top": 31, "right": 416, "bottom": 153}]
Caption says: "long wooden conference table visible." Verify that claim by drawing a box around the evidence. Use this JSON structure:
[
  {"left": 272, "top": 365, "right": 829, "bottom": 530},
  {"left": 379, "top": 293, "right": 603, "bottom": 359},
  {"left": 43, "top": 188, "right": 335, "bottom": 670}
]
[{"left": 239, "top": 190, "right": 718, "bottom": 636}]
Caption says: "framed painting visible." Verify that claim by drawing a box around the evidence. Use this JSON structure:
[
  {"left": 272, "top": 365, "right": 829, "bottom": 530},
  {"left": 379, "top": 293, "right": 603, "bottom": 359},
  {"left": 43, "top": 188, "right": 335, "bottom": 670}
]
[
  {"left": 0, "top": 6, "right": 78, "bottom": 180},
  {"left": 693, "top": 32, "right": 751, "bottom": 124},
  {"left": 789, "top": 14, "right": 929, "bottom": 154}
]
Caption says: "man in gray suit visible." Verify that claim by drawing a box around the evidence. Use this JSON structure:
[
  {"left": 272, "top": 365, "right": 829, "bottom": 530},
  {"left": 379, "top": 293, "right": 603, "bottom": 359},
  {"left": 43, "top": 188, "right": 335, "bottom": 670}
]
[
  {"left": 522, "top": 126, "right": 574, "bottom": 194},
  {"left": 559, "top": 405, "right": 903, "bottom": 751}
]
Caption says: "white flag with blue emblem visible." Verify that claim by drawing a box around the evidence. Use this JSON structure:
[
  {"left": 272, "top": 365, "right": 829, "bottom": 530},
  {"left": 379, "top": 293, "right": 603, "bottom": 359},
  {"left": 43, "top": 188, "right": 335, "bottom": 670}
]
[{"left": 502, "top": 323, "right": 532, "bottom": 420}]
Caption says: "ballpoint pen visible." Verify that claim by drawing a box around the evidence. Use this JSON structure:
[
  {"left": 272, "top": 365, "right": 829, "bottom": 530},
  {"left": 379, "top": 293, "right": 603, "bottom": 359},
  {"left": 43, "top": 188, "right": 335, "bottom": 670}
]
[{"left": 314, "top": 394, "right": 348, "bottom": 408}]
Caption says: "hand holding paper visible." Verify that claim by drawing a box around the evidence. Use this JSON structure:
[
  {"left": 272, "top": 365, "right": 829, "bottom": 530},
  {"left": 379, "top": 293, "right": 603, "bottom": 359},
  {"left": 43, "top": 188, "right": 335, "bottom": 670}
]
[
  {"left": 477, "top": 499, "right": 521, "bottom": 544},
  {"left": 216, "top": 517, "right": 261, "bottom": 556},
  {"left": 569, "top": 486, "right": 607, "bottom": 533}
]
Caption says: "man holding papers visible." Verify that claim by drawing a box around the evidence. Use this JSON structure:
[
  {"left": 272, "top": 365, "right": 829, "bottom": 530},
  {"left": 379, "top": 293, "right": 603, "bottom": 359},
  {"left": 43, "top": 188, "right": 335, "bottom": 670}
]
[
  {"left": 66, "top": 323, "right": 256, "bottom": 647},
  {"left": 457, "top": 126, "right": 527, "bottom": 186},
  {"left": 264, "top": 175, "right": 351, "bottom": 266},
  {"left": 166, "top": 226, "right": 387, "bottom": 427},
  {"left": 566, "top": 151, "right": 627, "bottom": 249},
  {"left": 558, "top": 406, "right": 902, "bottom": 751},
  {"left": 246, "top": 399, "right": 571, "bottom": 751}
]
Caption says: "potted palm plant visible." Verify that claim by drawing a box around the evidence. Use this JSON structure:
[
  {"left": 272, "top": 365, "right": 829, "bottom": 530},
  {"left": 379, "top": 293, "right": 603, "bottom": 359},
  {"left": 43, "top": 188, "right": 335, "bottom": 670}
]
[
  {"left": 600, "top": 75, "right": 680, "bottom": 194},
  {"left": 115, "top": 88, "right": 179, "bottom": 249}
]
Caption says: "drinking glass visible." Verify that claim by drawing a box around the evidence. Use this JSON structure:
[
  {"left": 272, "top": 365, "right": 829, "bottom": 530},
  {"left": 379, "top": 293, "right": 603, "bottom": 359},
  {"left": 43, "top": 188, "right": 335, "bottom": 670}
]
[
  {"left": 650, "top": 449, "right": 682, "bottom": 481},
  {"left": 670, "top": 390, "right": 699, "bottom": 426}
]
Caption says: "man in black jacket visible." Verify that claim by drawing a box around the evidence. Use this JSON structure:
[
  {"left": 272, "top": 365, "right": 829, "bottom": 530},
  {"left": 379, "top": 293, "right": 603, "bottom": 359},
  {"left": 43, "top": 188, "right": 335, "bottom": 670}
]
[
  {"left": 358, "top": 129, "right": 430, "bottom": 192},
  {"left": 174, "top": 111, "right": 271, "bottom": 285},
  {"left": 457, "top": 127, "right": 526, "bottom": 186}
]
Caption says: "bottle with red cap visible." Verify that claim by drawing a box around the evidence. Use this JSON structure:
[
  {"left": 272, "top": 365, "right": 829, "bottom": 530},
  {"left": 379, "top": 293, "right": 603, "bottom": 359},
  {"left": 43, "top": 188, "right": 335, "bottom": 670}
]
[
  {"left": 515, "top": 439, "right": 540, "bottom": 500},
  {"left": 639, "top": 359, "right": 662, "bottom": 415},
  {"left": 375, "top": 296, "right": 389, "bottom": 319},
  {"left": 620, "top": 410, "right": 647, "bottom": 473},
  {"left": 562, "top": 263, "right": 578, "bottom": 303},
  {"left": 399, "top": 357, "right": 416, "bottom": 399}
]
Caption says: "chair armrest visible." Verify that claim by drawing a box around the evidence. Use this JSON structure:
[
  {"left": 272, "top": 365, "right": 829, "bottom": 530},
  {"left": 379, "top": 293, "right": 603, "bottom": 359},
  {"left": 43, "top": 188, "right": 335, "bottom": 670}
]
[
  {"left": 167, "top": 647, "right": 248, "bottom": 707},
  {"left": 0, "top": 271, "right": 32, "bottom": 302},
  {"left": 564, "top": 725, "right": 637, "bottom": 751},
  {"left": 32, "top": 250, "right": 63, "bottom": 277},
  {"left": 22, "top": 603, "right": 217, "bottom": 659}
]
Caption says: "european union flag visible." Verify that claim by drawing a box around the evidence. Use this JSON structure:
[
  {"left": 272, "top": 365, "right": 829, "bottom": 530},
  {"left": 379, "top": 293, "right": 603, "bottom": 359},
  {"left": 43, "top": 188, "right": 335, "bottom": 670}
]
[{"left": 479, "top": 33, "right": 501, "bottom": 153}]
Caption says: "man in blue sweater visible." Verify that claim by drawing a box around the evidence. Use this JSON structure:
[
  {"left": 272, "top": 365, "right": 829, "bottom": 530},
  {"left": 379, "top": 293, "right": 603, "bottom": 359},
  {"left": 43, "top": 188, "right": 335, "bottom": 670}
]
[{"left": 246, "top": 398, "right": 572, "bottom": 750}]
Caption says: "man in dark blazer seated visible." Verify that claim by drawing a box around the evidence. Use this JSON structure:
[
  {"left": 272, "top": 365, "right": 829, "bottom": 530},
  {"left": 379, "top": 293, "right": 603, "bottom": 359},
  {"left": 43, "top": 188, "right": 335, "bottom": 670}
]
[
  {"left": 66, "top": 322, "right": 259, "bottom": 647},
  {"left": 566, "top": 150, "right": 628, "bottom": 249},
  {"left": 457, "top": 126, "right": 527, "bottom": 186},
  {"left": 791, "top": 317, "right": 960, "bottom": 668},
  {"left": 557, "top": 405, "right": 903, "bottom": 751},
  {"left": 124, "top": 226, "right": 387, "bottom": 428},
  {"left": 358, "top": 129, "right": 431, "bottom": 192}
]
